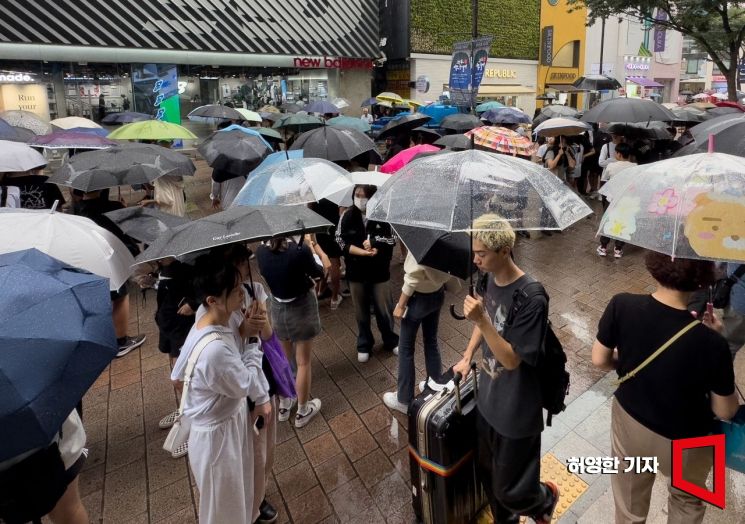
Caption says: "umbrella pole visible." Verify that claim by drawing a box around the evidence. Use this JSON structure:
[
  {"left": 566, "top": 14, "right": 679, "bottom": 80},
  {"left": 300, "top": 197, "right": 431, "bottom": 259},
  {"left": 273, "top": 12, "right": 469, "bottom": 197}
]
[{"left": 450, "top": 177, "right": 474, "bottom": 321}]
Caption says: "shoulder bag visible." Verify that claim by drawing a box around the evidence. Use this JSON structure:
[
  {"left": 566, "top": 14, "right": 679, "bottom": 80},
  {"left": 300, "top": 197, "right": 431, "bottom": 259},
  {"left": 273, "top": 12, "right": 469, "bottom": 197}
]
[{"left": 163, "top": 332, "right": 221, "bottom": 453}]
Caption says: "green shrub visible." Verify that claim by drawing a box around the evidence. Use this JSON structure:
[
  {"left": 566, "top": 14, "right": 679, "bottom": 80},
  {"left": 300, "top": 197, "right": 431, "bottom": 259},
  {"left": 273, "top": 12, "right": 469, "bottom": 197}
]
[{"left": 410, "top": 0, "right": 540, "bottom": 60}]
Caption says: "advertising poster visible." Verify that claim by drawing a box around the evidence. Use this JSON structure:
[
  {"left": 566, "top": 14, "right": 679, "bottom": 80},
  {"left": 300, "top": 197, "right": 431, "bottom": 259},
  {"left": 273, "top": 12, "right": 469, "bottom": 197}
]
[
  {"left": 448, "top": 40, "right": 472, "bottom": 107},
  {"left": 132, "top": 63, "right": 181, "bottom": 124},
  {"left": 470, "top": 36, "right": 493, "bottom": 106}
]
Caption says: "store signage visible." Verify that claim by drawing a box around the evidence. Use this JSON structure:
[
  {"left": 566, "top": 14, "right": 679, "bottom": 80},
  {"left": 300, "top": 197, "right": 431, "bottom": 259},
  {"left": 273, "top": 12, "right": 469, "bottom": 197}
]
[
  {"left": 415, "top": 75, "right": 430, "bottom": 93},
  {"left": 0, "top": 73, "right": 33, "bottom": 83},
  {"left": 541, "top": 26, "right": 554, "bottom": 66},
  {"left": 654, "top": 10, "right": 667, "bottom": 52},
  {"left": 712, "top": 75, "right": 726, "bottom": 82},
  {"left": 485, "top": 68, "right": 517, "bottom": 79},
  {"left": 293, "top": 57, "right": 374, "bottom": 69},
  {"left": 549, "top": 71, "right": 577, "bottom": 81},
  {"left": 626, "top": 63, "right": 650, "bottom": 71}
]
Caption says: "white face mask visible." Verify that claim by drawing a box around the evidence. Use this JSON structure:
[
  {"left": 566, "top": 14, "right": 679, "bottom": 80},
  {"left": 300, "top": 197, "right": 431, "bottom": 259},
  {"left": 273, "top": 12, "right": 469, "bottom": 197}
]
[{"left": 354, "top": 197, "right": 368, "bottom": 213}]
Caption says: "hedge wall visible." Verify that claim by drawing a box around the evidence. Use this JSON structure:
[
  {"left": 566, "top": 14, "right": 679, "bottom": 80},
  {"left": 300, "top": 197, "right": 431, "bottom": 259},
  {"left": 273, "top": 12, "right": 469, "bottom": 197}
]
[{"left": 409, "top": 0, "right": 540, "bottom": 60}]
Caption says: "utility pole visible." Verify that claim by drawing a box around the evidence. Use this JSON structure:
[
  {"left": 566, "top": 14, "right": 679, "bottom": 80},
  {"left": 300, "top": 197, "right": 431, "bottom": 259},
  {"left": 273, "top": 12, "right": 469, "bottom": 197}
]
[
  {"left": 599, "top": 16, "right": 606, "bottom": 76},
  {"left": 471, "top": 0, "right": 478, "bottom": 113}
]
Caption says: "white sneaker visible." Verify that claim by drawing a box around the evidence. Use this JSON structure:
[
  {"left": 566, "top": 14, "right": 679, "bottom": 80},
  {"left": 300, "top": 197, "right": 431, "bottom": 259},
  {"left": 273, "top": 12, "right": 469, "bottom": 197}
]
[
  {"left": 295, "top": 398, "right": 322, "bottom": 428},
  {"left": 383, "top": 392, "right": 408, "bottom": 414},
  {"left": 614, "top": 248, "right": 623, "bottom": 258},
  {"left": 419, "top": 380, "right": 427, "bottom": 393},
  {"left": 391, "top": 346, "right": 399, "bottom": 356},
  {"left": 358, "top": 352, "right": 369, "bottom": 363},
  {"left": 158, "top": 410, "right": 178, "bottom": 429},
  {"left": 278, "top": 397, "right": 296, "bottom": 422},
  {"left": 596, "top": 246, "right": 607, "bottom": 257},
  {"left": 329, "top": 295, "right": 343, "bottom": 310}
]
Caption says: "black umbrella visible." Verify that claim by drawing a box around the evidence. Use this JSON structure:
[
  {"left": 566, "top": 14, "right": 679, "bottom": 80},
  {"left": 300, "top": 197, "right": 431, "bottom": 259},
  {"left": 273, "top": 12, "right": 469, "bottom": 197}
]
[
  {"left": 280, "top": 102, "right": 304, "bottom": 113},
  {"left": 532, "top": 105, "right": 579, "bottom": 126},
  {"left": 393, "top": 225, "right": 472, "bottom": 280},
  {"left": 273, "top": 113, "right": 325, "bottom": 131},
  {"left": 103, "top": 206, "right": 190, "bottom": 243},
  {"left": 688, "top": 114, "right": 745, "bottom": 156},
  {"left": 671, "top": 107, "right": 709, "bottom": 124},
  {"left": 47, "top": 143, "right": 196, "bottom": 191},
  {"left": 135, "top": 205, "right": 333, "bottom": 264},
  {"left": 608, "top": 122, "right": 673, "bottom": 141},
  {"left": 581, "top": 98, "right": 676, "bottom": 123},
  {"left": 289, "top": 126, "right": 376, "bottom": 162},
  {"left": 440, "top": 114, "right": 482, "bottom": 132},
  {"left": 197, "top": 129, "right": 272, "bottom": 178},
  {"left": 707, "top": 106, "right": 743, "bottom": 117},
  {"left": 433, "top": 134, "right": 471, "bottom": 151},
  {"left": 572, "top": 75, "right": 622, "bottom": 91},
  {"left": 188, "top": 104, "right": 244, "bottom": 121},
  {"left": 377, "top": 112, "right": 432, "bottom": 139},
  {"left": 101, "top": 112, "right": 153, "bottom": 124}
]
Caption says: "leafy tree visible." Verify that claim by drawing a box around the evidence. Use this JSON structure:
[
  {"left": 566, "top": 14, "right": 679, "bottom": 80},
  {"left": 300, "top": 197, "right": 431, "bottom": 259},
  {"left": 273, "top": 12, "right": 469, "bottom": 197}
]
[{"left": 569, "top": 0, "right": 745, "bottom": 100}]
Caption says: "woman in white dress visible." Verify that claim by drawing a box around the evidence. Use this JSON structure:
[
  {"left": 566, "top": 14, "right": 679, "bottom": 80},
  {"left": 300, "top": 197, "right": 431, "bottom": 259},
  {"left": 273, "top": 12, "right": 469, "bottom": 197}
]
[{"left": 171, "top": 257, "right": 271, "bottom": 524}]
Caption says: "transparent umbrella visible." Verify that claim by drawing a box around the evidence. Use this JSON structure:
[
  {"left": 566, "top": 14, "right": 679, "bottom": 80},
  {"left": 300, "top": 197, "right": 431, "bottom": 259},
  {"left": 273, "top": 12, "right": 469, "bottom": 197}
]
[{"left": 598, "top": 152, "right": 745, "bottom": 262}]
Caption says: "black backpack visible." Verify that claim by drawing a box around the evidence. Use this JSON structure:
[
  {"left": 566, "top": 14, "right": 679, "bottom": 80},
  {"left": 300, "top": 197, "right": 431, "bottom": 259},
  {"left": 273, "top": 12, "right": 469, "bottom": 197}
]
[{"left": 505, "top": 281, "right": 570, "bottom": 427}]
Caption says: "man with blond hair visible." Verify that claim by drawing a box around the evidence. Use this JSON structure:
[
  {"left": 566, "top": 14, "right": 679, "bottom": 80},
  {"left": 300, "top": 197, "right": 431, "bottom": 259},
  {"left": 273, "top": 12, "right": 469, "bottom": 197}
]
[{"left": 455, "top": 214, "right": 559, "bottom": 524}]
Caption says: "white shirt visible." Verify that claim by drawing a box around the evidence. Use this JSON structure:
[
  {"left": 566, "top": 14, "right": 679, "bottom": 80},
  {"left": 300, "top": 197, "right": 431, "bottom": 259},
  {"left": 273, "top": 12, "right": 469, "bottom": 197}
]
[
  {"left": 360, "top": 113, "right": 374, "bottom": 124},
  {"left": 153, "top": 175, "right": 186, "bottom": 217},
  {"left": 601, "top": 160, "right": 636, "bottom": 183},
  {"left": 598, "top": 142, "right": 617, "bottom": 169}
]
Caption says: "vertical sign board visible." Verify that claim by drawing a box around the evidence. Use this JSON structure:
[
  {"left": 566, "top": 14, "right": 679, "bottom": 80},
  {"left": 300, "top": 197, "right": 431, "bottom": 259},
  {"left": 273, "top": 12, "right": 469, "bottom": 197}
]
[
  {"left": 542, "top": 26, "right": 554, "bottom": 66},
  {"left": 448, "top": 40, "right": 472, "bottom": 107},
  {"left": 132, "top": 64, "right": 182, "bottom": 145},
  {"left": 470, "top": 36, "right": 494, "bottom": 107},
  {"left": 653, "top": 11, "right": 667, "bottom": 52}
]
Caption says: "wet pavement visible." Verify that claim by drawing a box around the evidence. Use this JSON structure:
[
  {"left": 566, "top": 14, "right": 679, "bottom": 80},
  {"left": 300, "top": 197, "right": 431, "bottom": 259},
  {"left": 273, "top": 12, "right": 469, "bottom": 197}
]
[{"left": 73, "top": 159, "right": 745, "bottom": 523}]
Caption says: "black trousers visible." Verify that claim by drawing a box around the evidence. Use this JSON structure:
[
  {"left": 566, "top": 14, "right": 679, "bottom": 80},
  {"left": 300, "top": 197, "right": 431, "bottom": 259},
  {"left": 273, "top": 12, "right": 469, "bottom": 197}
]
[{"left": 476, "top": 412, "right": 552, "bottom": 523}]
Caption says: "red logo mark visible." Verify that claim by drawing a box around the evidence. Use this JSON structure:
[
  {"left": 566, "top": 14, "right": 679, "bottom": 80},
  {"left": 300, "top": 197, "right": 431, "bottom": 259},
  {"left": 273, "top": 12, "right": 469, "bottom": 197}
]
[{"left": 671, "top": 434, "right": 726, "bottom": 509}]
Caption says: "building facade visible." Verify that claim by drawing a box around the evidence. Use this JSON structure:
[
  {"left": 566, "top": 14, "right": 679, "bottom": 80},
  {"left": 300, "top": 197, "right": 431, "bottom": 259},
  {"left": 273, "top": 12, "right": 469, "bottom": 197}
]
[{"left": 0, "top": 1, "right": 380, "bottom": 123}]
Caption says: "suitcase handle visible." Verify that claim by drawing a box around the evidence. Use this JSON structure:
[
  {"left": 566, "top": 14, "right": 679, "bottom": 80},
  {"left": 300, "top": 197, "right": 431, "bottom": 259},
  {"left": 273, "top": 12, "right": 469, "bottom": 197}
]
[
  {"left": 453, "top": 372, "right": 462, "bottom": 414},
  {"left": 471, "top": 362, "right": 478, "bottom": 397}
]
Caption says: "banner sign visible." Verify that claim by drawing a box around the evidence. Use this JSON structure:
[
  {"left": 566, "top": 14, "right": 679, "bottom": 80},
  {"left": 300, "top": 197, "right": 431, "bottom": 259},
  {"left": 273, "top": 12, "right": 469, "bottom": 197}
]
[
  {"left": 653, "top": 11, "right": 667, "bottom": 52},
  {"left": 132, "top": 63, "right": 181, "bottom": 124},
  {"left": 542, "top": 26, "right": 554, "bottom": 66},
  {"left": 448, "top": 36, "right": 494, "bottom": 108}
]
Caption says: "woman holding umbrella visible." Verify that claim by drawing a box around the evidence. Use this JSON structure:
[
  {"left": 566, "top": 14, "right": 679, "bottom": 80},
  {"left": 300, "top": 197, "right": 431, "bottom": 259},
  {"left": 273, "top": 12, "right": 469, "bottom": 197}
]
[{"left": 337, "top": 184, "right": 399, "bottom": 362}]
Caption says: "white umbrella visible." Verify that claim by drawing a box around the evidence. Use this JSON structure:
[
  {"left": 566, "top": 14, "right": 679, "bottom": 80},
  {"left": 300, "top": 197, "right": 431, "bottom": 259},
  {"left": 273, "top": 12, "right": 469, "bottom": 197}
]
[
  {"left": 0, "top": 110, "right": 51, "bottom": 135},
  {"left": 50, "top": 116, "right": 103, "bottom": 130},
  {"left": 711, "top": 92, "right": 728, "bottom": 100},
  {"left": 691, "top": 93, "right": 710, "bottom": 100},
  {"left": 234, "top": 108, "right": 262, "bottom": 122},
  {"left": 0, "top": 207, "right": 134, "bottom": 289},
  {"left": 324, "top": 171, "right": 391, "bottom": 206},
  {"left": 332, "top": 97, "right": 351, "bottom": 110},
  {"left": 533, "top": 117, "right": 590, "bottom": 137},
  {"left": 0, "top": 140, "right": 47, "bottom": 172}
]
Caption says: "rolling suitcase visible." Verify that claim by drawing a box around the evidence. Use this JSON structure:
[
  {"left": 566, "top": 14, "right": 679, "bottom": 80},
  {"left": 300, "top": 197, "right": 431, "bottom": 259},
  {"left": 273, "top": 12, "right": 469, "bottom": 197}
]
[{"left": 408, "top": 367, "right": 486, "bottom": 524}]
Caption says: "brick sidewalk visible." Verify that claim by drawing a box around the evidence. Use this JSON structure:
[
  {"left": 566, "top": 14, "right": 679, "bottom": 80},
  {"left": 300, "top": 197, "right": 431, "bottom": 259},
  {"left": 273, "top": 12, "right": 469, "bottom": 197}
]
[{"left": 72, "top": 160, "right": 741, "bottom": 523}]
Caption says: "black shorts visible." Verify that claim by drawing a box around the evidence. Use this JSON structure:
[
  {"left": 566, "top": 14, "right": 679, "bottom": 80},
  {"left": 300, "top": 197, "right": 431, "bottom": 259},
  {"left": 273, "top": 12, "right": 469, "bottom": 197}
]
[
  {"left": 158, "top": 328, "right": 189, "bottom": 358},
  {"left": 110, "top": 284, "right": 129, "bottom": 301},
  {"left": 316, "top": 233, "right": 341, "bottom": 259}
]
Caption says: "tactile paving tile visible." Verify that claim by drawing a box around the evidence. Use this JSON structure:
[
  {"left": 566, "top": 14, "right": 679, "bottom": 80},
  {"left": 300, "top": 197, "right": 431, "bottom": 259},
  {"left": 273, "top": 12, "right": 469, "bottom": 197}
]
[{"left": 474, "top": 452, "right": 589, "bottom": 523}]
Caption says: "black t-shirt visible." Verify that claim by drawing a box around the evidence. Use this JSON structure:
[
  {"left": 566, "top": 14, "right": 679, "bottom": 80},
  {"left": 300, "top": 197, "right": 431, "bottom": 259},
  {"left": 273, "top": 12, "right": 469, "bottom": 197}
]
[
  {"left": 597, "top": 293, "right": 735, "bottom": 440},
  {"left": 255, "top": 241, "right": 323, "bottom": 300},
  {"left": 2, "top": 175, "right": 64, "bottom": 209},
  {"left": 478, "top": 274, "right": 547, "bottom": 438}
]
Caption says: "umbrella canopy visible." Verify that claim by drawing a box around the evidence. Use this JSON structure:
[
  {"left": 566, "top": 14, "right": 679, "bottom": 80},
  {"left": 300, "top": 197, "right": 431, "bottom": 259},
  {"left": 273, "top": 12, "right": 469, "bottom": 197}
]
[
  {"left": 0, "top": 118, "right": 29, "bottom": 142},
  {"left": 714, "top": 101, "right": 745, "bottom": 111},
  {"left": 598, "top": 153, "right": 745, "bottom": 262},
  {"left": 376, "top": 92, "right": 405, "bottom": 104},
  {"left": 0, "top": 110, "right": 51, "bottom": 135},
  {"left": 68, "top": 127, "right": 109, "bottom": 137},
  {"left": 671, "top": 107, "right": 709, "bottom": 124},
  {"left": 280, "top": 102, "right": 304, "bottom": 113},
  {"left": 216, "top": 124, "right": 274, "bottom": 145},
  {"left": 465, "top": 126, "right": 536, "bottom": 156},
  {"left": 533, "top": 117, "right": 590, "bottom": 137},
  {"left": 28, "top": 131, "right": 116, "bottom": 150},
  {"left": 475, "top": 100, "right": 505, "bottom": 113},
  {"left": 327, "top": 115, "right": 371, "bottom": 133},
  {"left": 198, "top": 129, "right": 272, "bottom": 178},
  {"left": 101, "top": 111, "right": 153, "bottom": 124},
  {"left": 232, "top": 157, "right": 353, "bottom": 206},
  {"left": 0, "top": 248, "right": 117, "bottom": 461},
  {"left": 135, "top": 205, "right": 333, "bottom": 264},
  {"left": 9, "top": 126, "right": 36, "bottom": 143},
  {"left": 107, "top": 120, "right": 197, "bottom": 140},
  {"left": 0, "top": 208, "right": 134, "bottom": 289},
  {"left": 571, "top": 75, "right": 621, "bottom": 91},
  {"left": 259, "top": 111, "right": 281, "bottom": 122},
  {"left": 332, "top": 97, "right": 351, "bottom": 109},
  {"left": 233, "top": 108, "right": 263, "bottom": 122},
  {"left": 393, "top": 225, "right": 471, "bottom": 280},
  {"left": 687, "top": 102, "right": 717, "bottom": 110},
  {"left": 272, "top": 113, "right": 325, "bottom": 130},
  {"left": 50, "top": 116, "right": 102, "bottom": 130},
  {"left": 188, "top": 104, "right": 244, "bottom": 121},
  {"left": 440, "top": 114, "right": 482, "bottom": 132},
  {"left": 581, "top": 98, "right": 676, "bottom": 123},
  {"left": 324, "top": 170, "right": 391, "bottom": 206},
  {"left": 377, "top": 112, "right": 432, "bottom": 139},
  {"left": 434, "top": 134, "right": 471, "bottom": 151},
  {"left": 533, "top": 105, "right": 580, "bottom": 125},
  {"left": 367, "top": 149, "right": 592, "bottom": 232},
  {"left": 686, "top": 114, "right": 745, "bottom": 156},
  {"left": 0, "top": 140, "right": 47, "bottom": 172},
  {"left": 305, "top": 100, "right": 340, "bottom": 114},
  {"left": 361, "top": 97, "right": 379, "bottom": 107},
  {"left": 256, "top": 127, "right": 284, "bottom": 142},
  {"left": 607, "top": 122, "right": 673, "bottom": 141},
  {"left": 104, "top": 206, "right": 190, "bottom": 244},
  {"left": 480, "top": 107, "right": 531, "bottom": 125},
  {"left": 380, "top": 144, "right": 441, "bottom": 174},
  {"left": 259, "top": 105, "right": 281, "bottom": 114},
  {"left": 691, "top": 93, "right": 711, "bottom": 100},
  {"left": 707, "top": 106, "right": 743, "bottom": 117},
  {"left": 411, "top": 126, "right": 442, "bottom": 144},
  {"left": 48, "top": 143, "right": 196, "bottom": 191},
  {"left": 289, "top": 126, "right": 376, "bottom": 162}
]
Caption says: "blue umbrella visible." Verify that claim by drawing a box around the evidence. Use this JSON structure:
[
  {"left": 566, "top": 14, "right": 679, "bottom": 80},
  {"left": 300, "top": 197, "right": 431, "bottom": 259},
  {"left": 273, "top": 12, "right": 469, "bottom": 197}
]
[
  {"left": 475, "top": 100, "right": 506, "bottom": 113},
  {"left": 217, "top": 124, "right": 273, "bottom": 149},
  {"left": 254, "top": 149, "right": 303, "bottom": 172},
  {"left": 0, "top": 248, "right": 117, "bottom": 461},
  {"left": 305, "top": 100, "right": 340, "bottom": 114},
  {"left": 327, "top": 115, "right": 371, "bottom": 133},
  {"left": 68, "top": 126, "right": 110, "bottom": 137},
  {"left": 0, "top": 117, "right": 26, "bottom": 142},
  {"left": 480, "top": 107, "right": 531, "bottom": 125}
]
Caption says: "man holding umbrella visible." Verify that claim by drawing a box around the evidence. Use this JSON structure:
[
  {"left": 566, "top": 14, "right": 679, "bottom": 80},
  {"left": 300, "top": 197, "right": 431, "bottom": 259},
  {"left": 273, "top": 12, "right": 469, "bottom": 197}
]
[{"left": 456, "top": 214, "right": 560, "bottom": 524}]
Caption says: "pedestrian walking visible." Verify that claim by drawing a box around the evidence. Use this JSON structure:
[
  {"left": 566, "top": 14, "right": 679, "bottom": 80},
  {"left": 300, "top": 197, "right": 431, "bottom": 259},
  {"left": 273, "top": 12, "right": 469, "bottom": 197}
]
[
  {"left": 542, "top": 135, "right": 576, "bottom": 183},
  {"left": 360, "top": 107, "right": 374, "bottom": 125},
  {"left": 139, "top": 175, "right": 186, "bottom": 217},
  {"left": 592, "top": 251, "right": 739, "bottom": 523},
  {"left": 597, "top": 143, "right": 636, "bottom": 258},
  {"left": 337, "top": 184, "right": 399, "bottom": 362},
  {"left": 454, "top": 214, "right": 560, "bottom": 524}
]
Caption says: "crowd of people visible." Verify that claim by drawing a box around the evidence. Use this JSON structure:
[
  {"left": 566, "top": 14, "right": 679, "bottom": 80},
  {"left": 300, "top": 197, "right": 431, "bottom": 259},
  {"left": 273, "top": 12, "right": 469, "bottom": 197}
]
[{"left": 1, "top": 100, "right": 744, "bottom": 524}]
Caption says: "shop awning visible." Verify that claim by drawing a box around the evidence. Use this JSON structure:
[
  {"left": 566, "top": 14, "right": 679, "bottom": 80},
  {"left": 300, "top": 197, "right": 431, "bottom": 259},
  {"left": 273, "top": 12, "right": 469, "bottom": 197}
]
[
  {"left": 627, "top": 77, "right": 664, "bottom": 88},
  {"left": 477, "top": 85, "right": 536, "bottom": 96}
]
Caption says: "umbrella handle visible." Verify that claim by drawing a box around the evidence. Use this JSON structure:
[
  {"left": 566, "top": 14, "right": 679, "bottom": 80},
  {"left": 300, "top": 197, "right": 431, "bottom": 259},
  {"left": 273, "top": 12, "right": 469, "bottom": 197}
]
[{"left": 449, "top": 304, "right": 466, "bottom": 320}]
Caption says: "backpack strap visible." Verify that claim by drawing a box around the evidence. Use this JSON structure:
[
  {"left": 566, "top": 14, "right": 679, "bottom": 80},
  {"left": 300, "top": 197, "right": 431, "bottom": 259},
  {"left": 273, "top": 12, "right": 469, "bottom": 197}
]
[
  {"left": 507, "top": 280, "right": 547, "bottom": 325},
  {"left": 733, "top": 265, "right": 745, "bottom": 281}
]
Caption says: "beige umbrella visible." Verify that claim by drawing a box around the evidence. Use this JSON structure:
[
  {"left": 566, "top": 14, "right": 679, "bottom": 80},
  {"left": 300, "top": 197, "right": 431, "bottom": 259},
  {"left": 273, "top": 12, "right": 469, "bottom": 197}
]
[{"left": 51, "top": 116, "right": 102, "bottom": 130}]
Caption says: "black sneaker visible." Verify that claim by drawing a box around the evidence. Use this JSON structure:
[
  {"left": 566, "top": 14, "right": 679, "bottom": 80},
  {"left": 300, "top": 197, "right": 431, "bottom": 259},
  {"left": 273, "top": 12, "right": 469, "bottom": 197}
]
[
  {"left": 535, "top": 481, "right": 560, "bottom": 524},
  {"left": 254, "top": 499, "right": 278, "bottom": 524},
  {"left": 116, "top": 335, "right": 146, "bottom": 358}
]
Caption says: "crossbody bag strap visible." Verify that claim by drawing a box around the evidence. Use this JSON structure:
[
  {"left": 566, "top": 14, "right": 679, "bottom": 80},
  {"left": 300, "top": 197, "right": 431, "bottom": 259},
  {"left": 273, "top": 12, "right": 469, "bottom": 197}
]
[
  {"left": 616, "top": 320, "right": 699, "bottom": 385},
  {"left": 176, "top": 332, "right": 222, "bottom": 416}
]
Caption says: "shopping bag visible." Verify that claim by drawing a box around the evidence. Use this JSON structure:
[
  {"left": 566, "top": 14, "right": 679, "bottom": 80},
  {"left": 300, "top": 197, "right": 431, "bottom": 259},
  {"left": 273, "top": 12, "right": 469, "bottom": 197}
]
[
  {"left": 263, "top": 333, "right": 297, "bottom": 399},
  {"left": 718, "top": 405, "right": 745, "bottom": 474}
]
